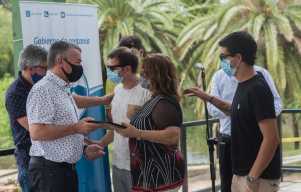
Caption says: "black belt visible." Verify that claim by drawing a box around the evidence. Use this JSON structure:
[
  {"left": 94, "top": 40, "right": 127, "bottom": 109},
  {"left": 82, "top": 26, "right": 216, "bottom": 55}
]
[
  {"left": 219, "top": 134, "right": 231, "bottom": 143},
  {"left": 30, "top": 156, "right": 76, "bottom": 170}
]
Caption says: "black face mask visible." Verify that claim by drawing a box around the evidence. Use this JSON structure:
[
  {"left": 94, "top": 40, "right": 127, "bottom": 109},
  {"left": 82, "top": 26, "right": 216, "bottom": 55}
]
[{"left": 62, "top": 58, "right": 83, "bottom": 82}]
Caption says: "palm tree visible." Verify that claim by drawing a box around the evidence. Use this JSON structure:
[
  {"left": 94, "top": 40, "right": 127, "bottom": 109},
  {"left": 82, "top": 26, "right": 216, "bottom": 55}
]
[
  {"left": 67, "top": 0, "right": 180, "bottom": 92},
  {"left": 177, "top": 0, "right": 301, "bottom": 106},
  {"left": 77, "top": 0, "right": 177, "bottom": 60},
  {"left": 0, "top": 0, "right": 11, "bottom": 10}
]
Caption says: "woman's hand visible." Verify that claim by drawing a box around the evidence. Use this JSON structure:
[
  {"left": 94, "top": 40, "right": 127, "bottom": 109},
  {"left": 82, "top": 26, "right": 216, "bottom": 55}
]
[
  {"left": 183, "top": 87, "right": 211, "bottom": 101},
  {"left": 116, "top": 123, "right": 141, "bottom": 138}
]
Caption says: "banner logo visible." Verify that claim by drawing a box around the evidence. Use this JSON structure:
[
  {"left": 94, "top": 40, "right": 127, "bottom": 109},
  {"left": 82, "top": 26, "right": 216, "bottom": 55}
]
[{"left": 25, "top": 10, "right": 31, "bottom": 17}]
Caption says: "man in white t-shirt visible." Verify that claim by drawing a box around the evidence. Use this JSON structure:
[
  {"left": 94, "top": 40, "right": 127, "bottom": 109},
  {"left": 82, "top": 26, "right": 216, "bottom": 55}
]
[{"left": 98, "top": 47, "right": 151, "bottom": 192}]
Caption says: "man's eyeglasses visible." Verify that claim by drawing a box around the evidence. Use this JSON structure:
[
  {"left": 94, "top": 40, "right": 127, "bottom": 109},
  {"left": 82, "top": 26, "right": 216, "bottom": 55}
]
[
  {"left": 107, "top": 64, "right": 126, "bottom": 71},
  {"left": 30, "top": 66, "right": 47, "bottom": 72},
  {"left": 219, "top": 53, "right": 235, "bottom": 61},
  {"left": 32, "top": 66, "right": 47, "bottom": 70}
]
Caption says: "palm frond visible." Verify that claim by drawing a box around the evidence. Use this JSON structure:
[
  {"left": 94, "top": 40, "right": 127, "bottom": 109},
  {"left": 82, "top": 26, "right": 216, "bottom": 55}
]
[
  {"left": 263, "top": 21, "right": 284, "bottom": 91},
  {"left": 252, "top": 14, "right": 266, "bottom": 41},
  {"left": 216, "top": 4, "right": 250, "bottom": 35},
  {"left": 273, "top": 13, "right": 294, "bottom": 42}
]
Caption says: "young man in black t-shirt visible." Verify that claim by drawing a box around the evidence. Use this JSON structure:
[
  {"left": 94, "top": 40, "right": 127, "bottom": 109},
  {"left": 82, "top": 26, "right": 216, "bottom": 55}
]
[{"left": 185, "top": 31, "right": 280, "bottom": 192}]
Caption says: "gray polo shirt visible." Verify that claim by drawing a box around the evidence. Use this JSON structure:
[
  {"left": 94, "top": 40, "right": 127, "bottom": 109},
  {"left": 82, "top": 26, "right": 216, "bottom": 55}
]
[{"left": 26, "top": 71, "right": 84, "bottom": 163}]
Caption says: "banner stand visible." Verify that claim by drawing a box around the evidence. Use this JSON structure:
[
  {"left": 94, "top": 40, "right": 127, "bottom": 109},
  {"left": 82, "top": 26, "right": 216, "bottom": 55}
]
[{"left": 19, "top": 2, "right": 111, "bottom": 191}]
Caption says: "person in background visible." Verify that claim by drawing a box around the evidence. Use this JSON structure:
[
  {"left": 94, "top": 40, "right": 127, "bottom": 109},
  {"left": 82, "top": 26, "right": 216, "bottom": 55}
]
[
  {"left": 5, "top": 45, "right": 48, "bottom": 192},
  {"left": 118, "top": 35, "right": 149, "bottom": 88},
  {"left": 118, "top": 35, "right": 146, "bottom": 57},
  {"left": 117, "top": 53, "right": 185, "bottom": 192},
  {"left": 98, "top": 47, "right": 151, "bottom": 192},
  {"left": 185, "top": 31, "right": 281, "bottom": 192},
  {"left": 208, "top": 65, "right": 282, "bottom": 192},
  {"left": 26, "top": 41, "right": 106, "bottom": 192}
]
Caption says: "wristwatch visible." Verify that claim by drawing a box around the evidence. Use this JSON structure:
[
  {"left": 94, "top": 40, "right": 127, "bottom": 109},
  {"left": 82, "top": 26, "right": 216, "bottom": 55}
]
[
  {"left": 83, "top": 144, "right": 88, "bottom": 158},
  {"left": 246, "top": 175, "right": 258, "bottom": 183}
]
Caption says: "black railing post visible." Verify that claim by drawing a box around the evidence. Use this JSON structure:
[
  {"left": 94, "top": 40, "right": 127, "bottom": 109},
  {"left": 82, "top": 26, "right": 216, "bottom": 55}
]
[
  {"left": 180, "top": 125, "right": 188, "bottom": 192},
  {"left": 277, "top": 114, "right": 283, "bottom": 182},
  {"left": 0, "top": 148, "right": 15, "bottom": 156}
]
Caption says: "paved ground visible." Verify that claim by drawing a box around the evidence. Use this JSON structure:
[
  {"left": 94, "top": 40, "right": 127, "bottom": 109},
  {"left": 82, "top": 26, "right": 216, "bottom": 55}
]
[
  {"left": 188, "top": 165, "right": 301, "bottom": 192},
  {"left": 0, "top": 168, "right": 301, "bottom": 192},
  {"left": 279, "top": 181, "right": 301, "bottom": 192},
  {"left": 283, "top": 154, "right": 301, "bottom": 165}
]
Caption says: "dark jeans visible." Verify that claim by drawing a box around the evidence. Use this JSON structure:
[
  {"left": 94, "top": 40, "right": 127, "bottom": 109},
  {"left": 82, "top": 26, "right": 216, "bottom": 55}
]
[
  {"left": 219, "top": 134, "right": 232, "bottom": 192},
  {"left": 17, "top": 164, "right": 31, "bottom": 192},
  {"left": 28, "top": 156, "right": 78, "bottom": 192}
]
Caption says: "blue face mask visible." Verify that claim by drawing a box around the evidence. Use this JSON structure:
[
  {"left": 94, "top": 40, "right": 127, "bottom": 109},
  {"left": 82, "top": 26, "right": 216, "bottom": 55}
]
[
  {"left": 31, "top": 73, "right": 44, "bottom": 84},
  {"left": 107, "top": 68, "right": 123, "bottom": 84},
  {"left": 140, "top": 76, "right": 150, "bottom": 89},
  {"left": 220, "top": 59, "right": 236, "bottom": 77}
]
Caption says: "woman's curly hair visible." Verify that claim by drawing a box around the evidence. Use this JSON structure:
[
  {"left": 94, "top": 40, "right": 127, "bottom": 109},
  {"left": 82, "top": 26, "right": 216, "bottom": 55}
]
[{"left": 142, "top": 53, "right": 180, "bottom": 101}]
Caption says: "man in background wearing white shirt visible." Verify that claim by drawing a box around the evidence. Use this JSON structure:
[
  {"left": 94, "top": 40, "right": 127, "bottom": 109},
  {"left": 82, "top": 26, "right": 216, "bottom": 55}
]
[
  {"left": 98, "top": 47, "right": 151, "bottom": 192},
  {"left": 208, "top": 65, "right": 282, "bottom": 192}
]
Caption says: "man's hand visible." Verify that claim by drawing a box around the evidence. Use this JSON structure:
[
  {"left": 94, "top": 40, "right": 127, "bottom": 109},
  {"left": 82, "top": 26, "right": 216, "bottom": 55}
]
[
  {"left": 100, "top": 94, "right": 114, "bottom": 105},
  {"left": 73, "top": 93, "right": 114, "bottom": 108},
  {"left": 245, "top": 177, "right": 259, "bottom": 192},
  {"left": 184, "top": 87, "right": 232, "bottom": 115},
  {"left": 96, "top": 130, "right": 114, "bottom": 147},
  {"left": 75, "top": 117, "right": 102, "bottom": 135},
  {"left": 84, "top": 144, "right": 105, "bottom": 160},
  {"left": 183, "top": 87, "right": 211, "bottom": 101}
]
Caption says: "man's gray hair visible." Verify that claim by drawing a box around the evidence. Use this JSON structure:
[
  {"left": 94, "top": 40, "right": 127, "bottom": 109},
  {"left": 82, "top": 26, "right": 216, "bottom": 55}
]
[
  {"left": 47, "top": 41, "right": 81, "bottom": 69},
  {"left": 19, "top": 45, "right": 48, "bottom": 70}
]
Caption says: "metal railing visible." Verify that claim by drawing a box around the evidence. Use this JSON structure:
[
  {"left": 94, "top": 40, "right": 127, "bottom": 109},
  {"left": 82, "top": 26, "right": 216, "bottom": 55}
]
[
  {"left": 0, "top": 109, "right": 300, "bottom": 192},
  {"left": 0, "top": 148, "right": 14, "bottom": 156},
  {"left": 279, "top": 109, "right": 301, "bottom": 173}
]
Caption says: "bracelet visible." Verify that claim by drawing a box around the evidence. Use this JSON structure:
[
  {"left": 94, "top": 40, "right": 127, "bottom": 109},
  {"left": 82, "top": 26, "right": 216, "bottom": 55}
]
[{"left": 137, "top": 129, "right": 143, "bottom": 140}]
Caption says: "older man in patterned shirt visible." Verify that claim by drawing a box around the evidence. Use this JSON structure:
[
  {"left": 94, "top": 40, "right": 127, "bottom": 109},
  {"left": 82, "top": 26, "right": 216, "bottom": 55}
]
[{"left": 26, "top": 41, "right": 106, "bottom": 192}]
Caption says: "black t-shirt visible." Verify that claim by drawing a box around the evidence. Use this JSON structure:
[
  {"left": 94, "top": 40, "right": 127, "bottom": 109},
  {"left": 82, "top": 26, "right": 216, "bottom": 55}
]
[{"left": 231, "top": 74, "right": 280, "bottom": 179}]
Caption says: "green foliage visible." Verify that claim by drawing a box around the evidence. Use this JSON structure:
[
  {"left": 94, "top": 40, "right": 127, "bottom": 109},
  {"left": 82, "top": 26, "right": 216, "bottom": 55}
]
[
  {"left": 68, "top": 0, "right": 178, "bottom": 62},
  {"left": 176, "top": 0, "right": 301, "bottom": 111},
  {"left": 0, "top": 7, "right": 14, "bottom": 78},
  {"left": 0, "top": 0, "right": 11, "bottom": 11},
  {"left": 0, "top": 74, "right": 14, "bottom": 149}
]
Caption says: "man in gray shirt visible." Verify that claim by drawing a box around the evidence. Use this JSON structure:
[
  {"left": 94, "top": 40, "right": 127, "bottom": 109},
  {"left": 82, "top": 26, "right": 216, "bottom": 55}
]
[{"left": 27, "top": 41, "right": 105, "bottom": 192}]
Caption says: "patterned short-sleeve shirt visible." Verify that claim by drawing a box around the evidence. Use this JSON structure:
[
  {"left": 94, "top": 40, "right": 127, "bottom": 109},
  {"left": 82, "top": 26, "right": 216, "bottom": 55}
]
[{"left": 26, "top": 71, "right": 84, "bottom": 164}]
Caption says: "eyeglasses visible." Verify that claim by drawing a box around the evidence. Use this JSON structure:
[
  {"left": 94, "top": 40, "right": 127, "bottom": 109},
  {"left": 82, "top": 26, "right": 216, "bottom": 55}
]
[
  {"left": 107, "top": 64, "right": 127, "bottom": 71},
  {"left": 32, "top": 66, "right": 47, "bottom": 70},
  {"left": 219, "top": 53, "right": 235, "bottom": 61}
]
